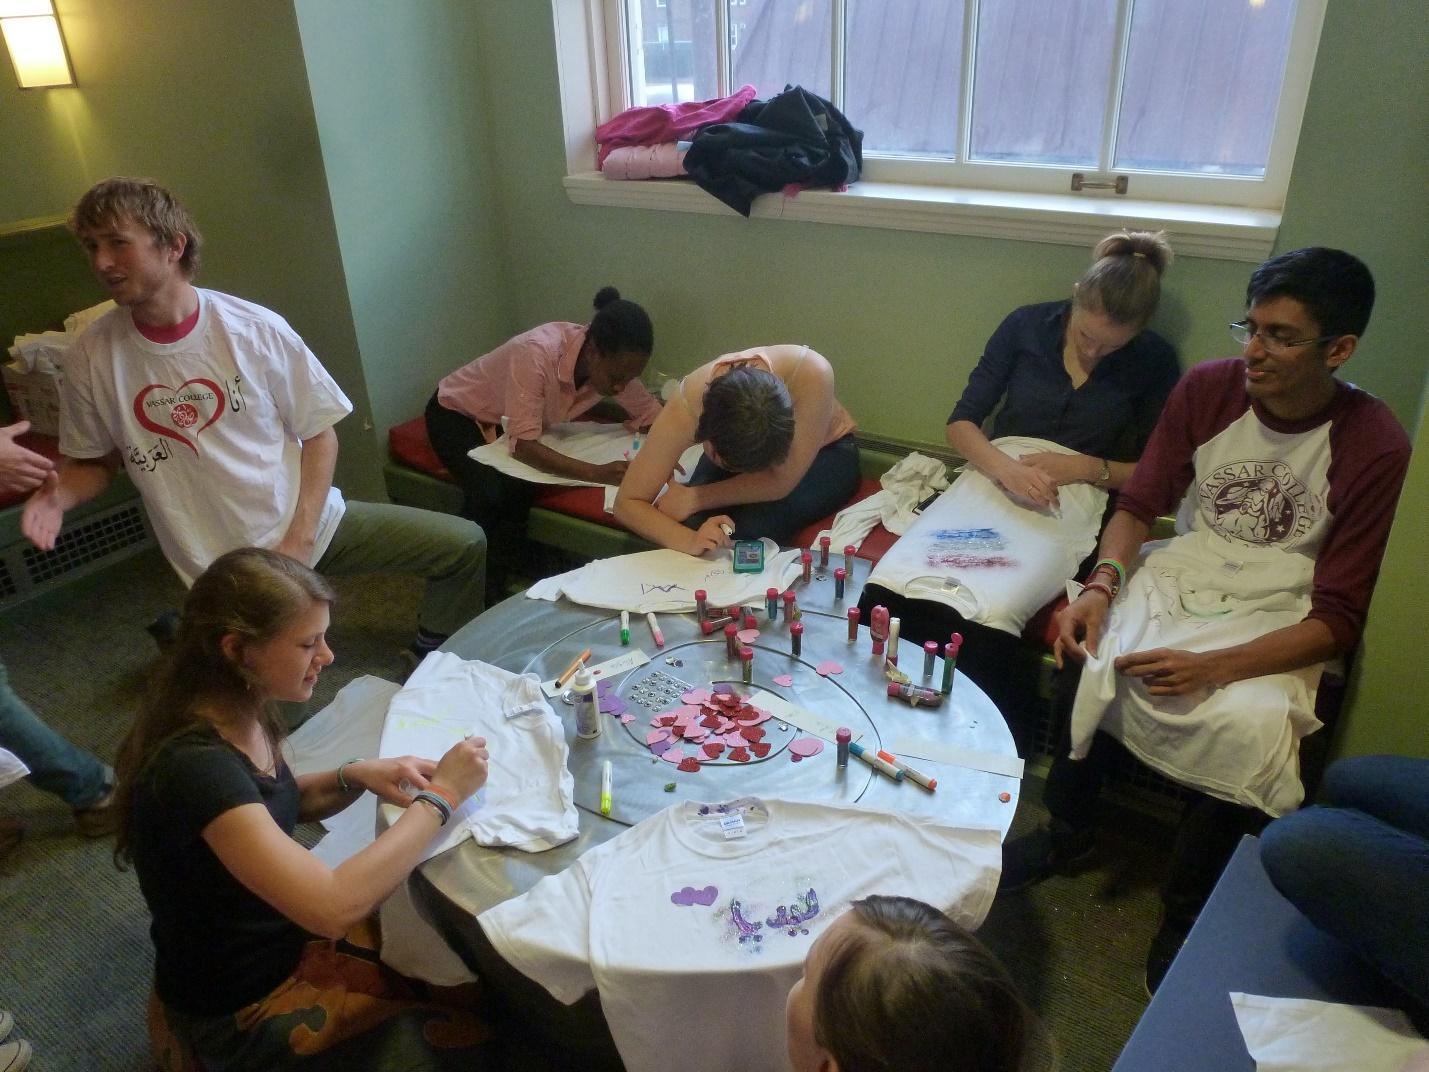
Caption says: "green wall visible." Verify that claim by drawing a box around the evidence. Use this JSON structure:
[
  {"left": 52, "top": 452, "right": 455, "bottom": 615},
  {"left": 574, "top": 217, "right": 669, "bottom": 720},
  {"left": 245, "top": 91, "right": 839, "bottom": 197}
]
[
  {"left": 466, "top": 2, "right": 1428, "bottom": 756},
  {"left": 0, "top": 0, "right": 384, "bottom": 498},
  {"left": 293, "top": 1, "right": 509, "bottom": 438}
]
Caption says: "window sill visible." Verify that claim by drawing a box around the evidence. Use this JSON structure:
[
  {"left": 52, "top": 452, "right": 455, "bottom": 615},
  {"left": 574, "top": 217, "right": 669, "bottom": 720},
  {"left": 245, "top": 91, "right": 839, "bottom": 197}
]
[{"left": 563, "top": 173, "right": 1279, "bottom": 262}]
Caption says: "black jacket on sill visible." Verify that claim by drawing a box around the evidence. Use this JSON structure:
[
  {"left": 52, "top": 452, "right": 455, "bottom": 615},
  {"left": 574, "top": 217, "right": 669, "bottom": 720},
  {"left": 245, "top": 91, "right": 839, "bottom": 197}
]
[{"left": 682, "top": 85, "right": 864, "bottom": 216}]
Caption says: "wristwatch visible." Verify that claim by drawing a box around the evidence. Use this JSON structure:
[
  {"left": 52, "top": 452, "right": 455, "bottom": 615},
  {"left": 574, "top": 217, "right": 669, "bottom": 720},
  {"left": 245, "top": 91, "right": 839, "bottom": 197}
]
[{"left": 1094, "top": 457, "right": 1111, "bottom": 486}]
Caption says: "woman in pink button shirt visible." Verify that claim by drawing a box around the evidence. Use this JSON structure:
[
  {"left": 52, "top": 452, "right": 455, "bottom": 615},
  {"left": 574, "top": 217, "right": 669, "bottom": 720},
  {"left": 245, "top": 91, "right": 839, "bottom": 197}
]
[{"left": 425, "top": 287, "right": 663, "bottom": 598}]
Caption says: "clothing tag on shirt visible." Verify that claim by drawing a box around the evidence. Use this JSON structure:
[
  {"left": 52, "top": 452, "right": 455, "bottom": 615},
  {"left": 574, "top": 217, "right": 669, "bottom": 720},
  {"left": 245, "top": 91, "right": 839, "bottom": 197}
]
[
  {"left": 1221, "top": 559, "right": 1245, "bottom": 576},
  {"left": 504, "top": 700, "right": 544, "bottom": 720},
  {"left": 719, "top": 813, "right": 747, "bottom": 840}
]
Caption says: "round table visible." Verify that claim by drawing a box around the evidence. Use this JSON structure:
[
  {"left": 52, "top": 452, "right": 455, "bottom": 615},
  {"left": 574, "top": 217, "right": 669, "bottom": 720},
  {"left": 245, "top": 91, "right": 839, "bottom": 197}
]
[{"left": 416, "top": 557, "right": 1021, "bottom": 919}]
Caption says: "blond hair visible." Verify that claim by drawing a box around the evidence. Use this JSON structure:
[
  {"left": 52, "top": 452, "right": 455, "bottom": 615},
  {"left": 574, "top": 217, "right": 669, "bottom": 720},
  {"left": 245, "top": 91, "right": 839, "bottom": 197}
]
[{"left": 1074, "top": 230, "right": 1173, "bottom": 329}]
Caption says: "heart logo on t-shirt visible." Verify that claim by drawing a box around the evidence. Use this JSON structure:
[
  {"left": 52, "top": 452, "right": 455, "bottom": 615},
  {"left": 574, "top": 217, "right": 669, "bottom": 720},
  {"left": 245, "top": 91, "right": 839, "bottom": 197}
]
[{"left": 132, "top": 378, "right": 227, "bottom": 454}]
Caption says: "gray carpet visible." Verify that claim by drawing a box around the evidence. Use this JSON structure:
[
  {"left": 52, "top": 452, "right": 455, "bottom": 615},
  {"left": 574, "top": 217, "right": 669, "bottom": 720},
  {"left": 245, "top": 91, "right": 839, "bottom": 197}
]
[{"left": 1, "top": 546, "right": 1171, "bottom": 1071}]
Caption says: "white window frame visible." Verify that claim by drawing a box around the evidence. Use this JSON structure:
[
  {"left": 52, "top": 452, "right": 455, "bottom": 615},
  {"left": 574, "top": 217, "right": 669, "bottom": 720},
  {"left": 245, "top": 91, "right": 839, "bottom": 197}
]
[{"left": 552, "top": 0, "right": 1324, "bottom": 261}]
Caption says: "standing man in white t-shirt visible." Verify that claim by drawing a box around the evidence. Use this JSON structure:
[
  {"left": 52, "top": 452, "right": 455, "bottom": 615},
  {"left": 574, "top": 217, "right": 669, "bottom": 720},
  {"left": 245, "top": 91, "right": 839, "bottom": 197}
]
[{"left": 21, "top": 177, "right": 487, "bottom": 669}]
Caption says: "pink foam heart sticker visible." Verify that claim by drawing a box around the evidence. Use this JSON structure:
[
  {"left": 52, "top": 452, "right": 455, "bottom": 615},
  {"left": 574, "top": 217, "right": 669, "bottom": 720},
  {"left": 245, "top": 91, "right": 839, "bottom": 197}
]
[
  {"left": 646, "top": 728, "right": 671, "bottom": 746},
  {"left": 619, "top": 713, "right": 634, "bottom": 724},
  {"left": 816, "top": 660, "right": 844, "bottom": 676},
  {"left": 736, "top": 628, "right": 760, "bottom": 644},
  {"left": 681, "top": 688, "right": 711, "bottom": 704},
  {"left": 788, "top": 737, "right": 825, "bottom": 758},
  {"left": 773, "top": 674, "right": 794, "bottom": 687},
  {"left": 661, "top": 747, "right": 685, "bottom": 764}
]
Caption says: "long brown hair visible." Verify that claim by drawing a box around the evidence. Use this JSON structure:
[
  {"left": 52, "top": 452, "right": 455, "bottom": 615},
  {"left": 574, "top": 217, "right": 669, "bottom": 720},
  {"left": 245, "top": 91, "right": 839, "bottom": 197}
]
[
  {"left": 814, "top": 895, "right": 1036, "bottom": 1072},
  {"left": 113, "top": 548, "right": 335, "bottom": 865}
]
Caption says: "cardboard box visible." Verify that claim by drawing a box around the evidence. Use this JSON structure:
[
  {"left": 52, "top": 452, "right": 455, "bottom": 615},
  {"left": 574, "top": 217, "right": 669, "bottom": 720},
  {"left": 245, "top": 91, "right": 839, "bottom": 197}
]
[{"left": 2, "top": 361, "right": 63, "bottom": 437}]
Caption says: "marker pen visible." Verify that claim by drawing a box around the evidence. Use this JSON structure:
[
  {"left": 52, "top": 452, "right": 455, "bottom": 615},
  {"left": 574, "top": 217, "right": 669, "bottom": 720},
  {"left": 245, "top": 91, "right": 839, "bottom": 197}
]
[
  {"left": 646, "top": 611, "right": 665, "bottom": 648},
  {"left": 620, "top": 610, "right": 630, "bottom": 646},
  {"left": 849, "top": 741, "right": 903, "bottom": 781},
  {"left": 887, "top": 682, "right": 946, "bottom": 707},
  {"left": 876, "top": 750, "right": 937, "bottom": 791},
  {"left": 600, "top": 759, "right": 613, "bottom": 815}
]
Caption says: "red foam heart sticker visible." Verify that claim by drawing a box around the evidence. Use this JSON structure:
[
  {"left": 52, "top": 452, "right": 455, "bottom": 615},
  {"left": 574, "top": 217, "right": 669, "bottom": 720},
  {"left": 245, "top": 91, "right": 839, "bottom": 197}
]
[
  {"left": 750, "top": 742, "right": 771, "bottom": 758},
  {"left": 728, "top": 747, "right": 751, "bottom": 763},
  {"left": 740, "top": 725, "right": 766, "bottom": 742},
  {"left": 702, "top": 742, "right": 724, "bottom": 759},
  {"left": 677, "top": 756, "right": 702, "bottom": 773}
]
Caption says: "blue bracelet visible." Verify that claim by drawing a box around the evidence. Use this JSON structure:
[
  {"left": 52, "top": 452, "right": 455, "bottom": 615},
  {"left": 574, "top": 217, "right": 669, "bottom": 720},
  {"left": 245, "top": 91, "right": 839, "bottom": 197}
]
[{"left": 411, "top": 790, "right": 451, "bottom": 826}]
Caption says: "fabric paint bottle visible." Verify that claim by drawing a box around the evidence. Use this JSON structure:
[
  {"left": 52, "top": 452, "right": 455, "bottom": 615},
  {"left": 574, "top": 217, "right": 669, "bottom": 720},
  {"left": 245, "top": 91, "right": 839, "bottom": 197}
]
[
  {"left": 942, "top": 632, "right": 963, "bottom": 694},
  {"left": 887, "top": 681, "right": 945, "bottom": 708},
  {"left": 836, "top": 727, "right": 851, "bottom": 768},
  {"left": 572, "top": 668, "right": 601, "bottom": 739},
  {"left": 833, "top": 567, "right": 846, "bottom": 601},
  {"left": 818, "top": 535, "right": 831, "bottom": 569},
  {"left": 740, "top": 646, "right": 754, "bottom": 686},
  {"left": 870, "top": 605, "right": 888, "bottom": 657},
  {"left": 790, "top": 621, "right": 804, "bottom": 657}
]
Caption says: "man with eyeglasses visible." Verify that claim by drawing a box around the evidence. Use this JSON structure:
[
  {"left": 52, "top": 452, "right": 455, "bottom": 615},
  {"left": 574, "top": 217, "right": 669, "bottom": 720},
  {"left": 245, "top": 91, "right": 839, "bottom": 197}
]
[{"left": 1003, "top": 247, "right": 1412, "bottom": 995}]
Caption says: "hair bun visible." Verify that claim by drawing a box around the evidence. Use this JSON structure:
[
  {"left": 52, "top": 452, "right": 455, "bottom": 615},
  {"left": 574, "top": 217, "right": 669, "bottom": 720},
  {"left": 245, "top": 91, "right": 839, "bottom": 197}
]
[{"left": 593, "top": 286, "right": 621, "bottom": 310}]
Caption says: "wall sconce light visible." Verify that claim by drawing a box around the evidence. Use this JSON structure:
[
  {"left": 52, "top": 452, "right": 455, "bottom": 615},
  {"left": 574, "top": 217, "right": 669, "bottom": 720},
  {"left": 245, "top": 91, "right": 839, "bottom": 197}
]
[{"left": 1, "top": 0, "right": 76, "bottom": 88}]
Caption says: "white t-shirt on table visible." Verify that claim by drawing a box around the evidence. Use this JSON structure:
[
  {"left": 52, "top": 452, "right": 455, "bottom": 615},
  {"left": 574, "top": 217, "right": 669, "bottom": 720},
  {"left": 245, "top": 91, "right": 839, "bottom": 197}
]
[{"left": 479, "top": 798, "right": 1000, "bottom": 1072}]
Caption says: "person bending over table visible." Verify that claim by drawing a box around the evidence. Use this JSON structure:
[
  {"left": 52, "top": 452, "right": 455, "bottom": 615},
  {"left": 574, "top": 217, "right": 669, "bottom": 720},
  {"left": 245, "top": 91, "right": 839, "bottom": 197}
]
[
  {"left": 785, "top": 895, "right": 1034, "bottom": 1072},
  {"left": 114, "top": 547, "right": 497, "bottom": 1071},
  {"left": 866, "top": 231, "right": 1180, "bottom": 750},
  {"left": 426, "top": 286, "right": 664, "bottom": 600},
  {"left": 614, "top": 344, "right": 859, "bottom": 555}
]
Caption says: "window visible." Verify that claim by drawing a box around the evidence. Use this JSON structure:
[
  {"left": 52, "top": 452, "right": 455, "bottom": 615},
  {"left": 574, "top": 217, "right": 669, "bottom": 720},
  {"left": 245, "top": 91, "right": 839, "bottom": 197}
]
[
  {"left": 555, "top": 1, "right": 1320, "bottom": 258},
  {"left": 607, "top": 0, "right": 1325, "bottom": 210}
]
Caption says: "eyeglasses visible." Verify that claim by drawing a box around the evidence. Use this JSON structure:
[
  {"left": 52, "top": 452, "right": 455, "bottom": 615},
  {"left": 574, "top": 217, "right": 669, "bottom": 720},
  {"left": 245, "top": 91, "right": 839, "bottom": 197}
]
[{"left": 1229, "top": 321, "right": 1336, "bottom": 355}]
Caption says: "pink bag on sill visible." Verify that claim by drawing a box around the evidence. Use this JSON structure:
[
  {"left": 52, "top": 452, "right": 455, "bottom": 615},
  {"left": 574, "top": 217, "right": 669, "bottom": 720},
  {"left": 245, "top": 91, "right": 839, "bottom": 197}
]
[{"left": 596, "top": 84, "right": 756, "bottom": 166}]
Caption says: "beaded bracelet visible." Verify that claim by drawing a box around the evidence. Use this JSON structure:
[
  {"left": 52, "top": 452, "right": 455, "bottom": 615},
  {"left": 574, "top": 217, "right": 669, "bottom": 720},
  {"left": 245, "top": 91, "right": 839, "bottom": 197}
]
[
  {"left": 1093, "top": 557, "right": 1127, "bottom": 589},
  {"left": 411, "top": 790, "right": 452, "bottom": 826},
  {"left": 1081, "top": 580, "right": 1116, "bottom": 601},
  {"left": 336, "top": 758, "right": 364, "bottom": 792}
]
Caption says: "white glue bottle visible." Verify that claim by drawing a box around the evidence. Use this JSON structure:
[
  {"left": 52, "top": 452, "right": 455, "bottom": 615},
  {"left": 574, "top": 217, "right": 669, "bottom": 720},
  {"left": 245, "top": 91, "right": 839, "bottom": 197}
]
[{"left": 572, "top": 667, "right": 601, "bottom": 739}]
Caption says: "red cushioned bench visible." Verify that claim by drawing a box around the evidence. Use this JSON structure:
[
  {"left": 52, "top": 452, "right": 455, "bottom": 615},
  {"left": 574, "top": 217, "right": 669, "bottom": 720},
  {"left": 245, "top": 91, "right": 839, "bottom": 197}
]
[{"left": 385, "top": 416, "right": 904, "bottom": 565}]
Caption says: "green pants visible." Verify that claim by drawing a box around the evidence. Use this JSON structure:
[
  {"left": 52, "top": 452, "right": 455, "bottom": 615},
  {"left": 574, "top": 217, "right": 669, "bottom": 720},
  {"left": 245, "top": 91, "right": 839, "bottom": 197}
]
[{"left": 316, "top": 500, "right": 487, "bottom": 638}]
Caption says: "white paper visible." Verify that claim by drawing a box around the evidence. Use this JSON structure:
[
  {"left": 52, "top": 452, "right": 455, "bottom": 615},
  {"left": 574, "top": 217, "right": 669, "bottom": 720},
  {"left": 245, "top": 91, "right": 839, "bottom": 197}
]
[
  {"left": 471, "top": 421, "right": 703, "bottom": 488},
  {"left": 1230, "top": 992, "right": 1428, "bottom": 1072}
]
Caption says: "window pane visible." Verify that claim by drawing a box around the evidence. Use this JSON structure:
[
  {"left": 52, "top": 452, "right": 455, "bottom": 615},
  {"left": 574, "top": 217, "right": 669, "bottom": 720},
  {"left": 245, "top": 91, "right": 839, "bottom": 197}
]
[
  {"left": 627, "top": 0, "right": 720, "bottom": 106},
  {"left": 846, "top": 0, "right": 964, "bottom": 156},
  {"left": 729, "top": 0, "right": 833, "bottom": 101},
  {"left": 1115, "top": 0, "right": 1296, "bottom": 176},
  {"left": 969, "top": 0, "right": 1118, "bottom": 167}
]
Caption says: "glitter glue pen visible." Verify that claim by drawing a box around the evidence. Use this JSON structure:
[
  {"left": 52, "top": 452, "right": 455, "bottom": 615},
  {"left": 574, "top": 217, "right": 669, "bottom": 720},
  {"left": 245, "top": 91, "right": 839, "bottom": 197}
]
[
  {"left": 876, "top": 750, "right": 937, "bottom": 791},
  {"left": 849, "top": 741, "right": 903, "bottom": 781},
  {"left": 620, "top": 610, "right": 630, "bottom": 646},
  {"left": 646, "top": 611, "right": 665, "bottom": 648},
  {"left": 887, "top": 682, "right": 946, "bottom": 707},
  {"left": 819, "top": 535, "right": 831, "bottom": 569}
]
